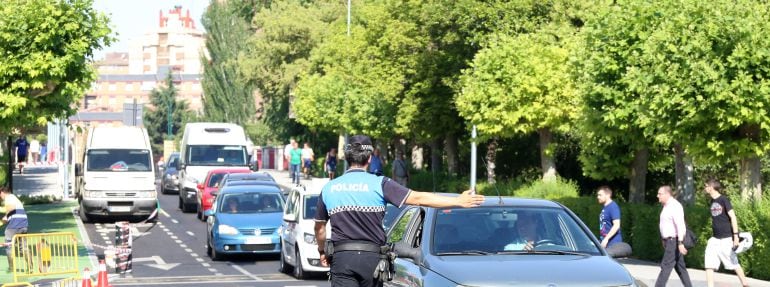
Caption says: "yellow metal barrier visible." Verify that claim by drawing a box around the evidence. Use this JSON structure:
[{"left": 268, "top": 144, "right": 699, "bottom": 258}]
[
  {"left": 10, "top": 232, "right": 79, "bottom": 283},
  {"left": 0, "top": 283, "right": 33, "bottom": 287}
]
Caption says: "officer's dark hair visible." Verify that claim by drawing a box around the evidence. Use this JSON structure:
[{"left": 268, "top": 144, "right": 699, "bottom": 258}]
[{"left": 345, "top": 135, "right": 374, "bottom": 167}]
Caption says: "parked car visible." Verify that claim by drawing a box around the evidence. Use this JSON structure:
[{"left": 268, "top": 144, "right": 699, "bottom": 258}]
[
  {"left": 218, "top": 172, "right": 276, "bottom": 189},
  {"left": 279, "top": 178, "right": 331, "bottom": 279},
  {"left": 196, "top": 168, "right": 251, "bottom": 221},
  {"left": 160, "top": 152, "right": 180, "bottom": 194},
  {"left": 205, "top": 184, "right": 284, "bottom": 260},
  {"left": 386, "top": 195, "right": 638, "bottom": 287}
]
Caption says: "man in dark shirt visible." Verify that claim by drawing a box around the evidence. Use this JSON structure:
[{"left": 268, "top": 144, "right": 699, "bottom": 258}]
[
  {"left": 596, "top": 186, "right": 630, "bottom": 257},
  {"left": 314, "top": 135, "right": 484, "bottom": 287},
  {"left": 14, "top": 136, "right": 29, "bottom": 174},
  {"left": 704, "top": 179, "right": 748, "bottom": 287}
]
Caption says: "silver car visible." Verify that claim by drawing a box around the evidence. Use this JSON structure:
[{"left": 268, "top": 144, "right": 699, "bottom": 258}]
[{"left": 387, "top": 196, "right": 637, "bottom": 287}]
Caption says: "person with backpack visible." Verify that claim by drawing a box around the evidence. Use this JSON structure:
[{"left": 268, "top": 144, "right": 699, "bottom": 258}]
[{"left": 704, "top": 179, "right": 749, "bottom": 287}]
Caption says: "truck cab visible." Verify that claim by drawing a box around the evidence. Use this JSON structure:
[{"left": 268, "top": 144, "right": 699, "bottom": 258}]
[
  {"left": 177, "top": 123, "right": 251, "bottom": 213},
  {"left": 75, "top": 126, "right": 157, "bottom": 222}
]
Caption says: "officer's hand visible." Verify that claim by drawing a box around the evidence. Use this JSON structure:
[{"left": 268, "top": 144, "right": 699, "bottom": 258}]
[
  {"left": 319, "top": 253, "right": 329, "bottom": 267},
  {"left": 457, "top": 190, "right": 485, "bottom": 208}
]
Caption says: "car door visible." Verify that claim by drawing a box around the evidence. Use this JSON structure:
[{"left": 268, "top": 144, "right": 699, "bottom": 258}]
[
  {"left": 385, "top": 207, "right": 423, "bottom": 287},
  {"left": 281, "top": 189, "right": 300, "bottom": 262}
]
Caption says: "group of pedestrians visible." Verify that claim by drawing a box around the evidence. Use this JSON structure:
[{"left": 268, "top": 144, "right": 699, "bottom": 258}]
[
  {"left": 283, "top": 139, "right": 316, "bottom": 184},
  {"left": 11, "top": 135, "right": 48, "bottom": 174},
  {"left": 598, "top": 180, "right": 750, "bottom": 287}
]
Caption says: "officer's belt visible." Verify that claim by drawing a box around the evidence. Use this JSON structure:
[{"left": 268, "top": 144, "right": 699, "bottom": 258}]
[{"left": 333, "top": 241, "right": 382, "bottom": 253}]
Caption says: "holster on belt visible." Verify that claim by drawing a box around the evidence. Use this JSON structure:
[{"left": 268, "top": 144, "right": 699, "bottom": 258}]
[
  {"left": 324, "top": 239, "right": 334, "bottom": 260},
  {"left": 373, "top": 244, "right": 396, "bottom": 282}
]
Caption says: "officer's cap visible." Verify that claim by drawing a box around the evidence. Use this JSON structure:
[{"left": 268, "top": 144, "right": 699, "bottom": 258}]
[{"left": 346, "top": 135, "right": 374, "bottom": 152}]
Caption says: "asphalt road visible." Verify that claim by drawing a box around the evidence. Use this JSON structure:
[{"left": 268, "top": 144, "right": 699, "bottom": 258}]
[{"left": 80, "top": 180, "right": 330, "bottom": 287}]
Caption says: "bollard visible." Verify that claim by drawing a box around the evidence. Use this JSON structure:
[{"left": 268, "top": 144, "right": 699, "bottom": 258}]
[{"left": 114, "top": 222, "right": 132, "bottom": 274}]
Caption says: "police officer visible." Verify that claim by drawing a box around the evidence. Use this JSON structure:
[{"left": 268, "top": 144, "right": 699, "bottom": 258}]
[{"left": 314, "top": 135, "right": 485, "bottom": 287}]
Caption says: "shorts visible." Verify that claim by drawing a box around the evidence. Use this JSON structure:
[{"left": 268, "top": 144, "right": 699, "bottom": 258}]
[
  {"left": 705, "top": 237, "right": 740, "bottom": 270},
  {"left": 17, "top": 154, "right": 27, "bottom": 163},
  {"left": 303, "top": 159, "right": 312, "bottom": 168}
]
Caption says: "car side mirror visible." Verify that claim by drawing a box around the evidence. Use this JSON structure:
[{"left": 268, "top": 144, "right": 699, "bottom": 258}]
[
  {"left": 249, "top": 163, "right": 258, "bottom": 172},
  {"left": 204, "top": 210, "right": 215, "bottom": 217},
  {"left": 393, "top": 241, "right": 422, "bottom": 263},
  {"left": 283, "top": 213, "right": 297, "bottom": 223},
  {"left": 75, "top": 163, "right": 83, "bottom": 176},
  {"left": 178, "top": 162, "right": 186, "bottom": 170},
  {"left": 197, "top": 183, "right": 204, "bottom": 191}
]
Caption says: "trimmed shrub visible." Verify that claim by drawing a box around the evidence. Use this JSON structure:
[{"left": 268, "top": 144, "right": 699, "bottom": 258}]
[{"left": 513, "top": 178, "right": 580, "bottom": 200}]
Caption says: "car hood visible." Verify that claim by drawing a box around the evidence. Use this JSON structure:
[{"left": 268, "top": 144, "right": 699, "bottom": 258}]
[
  {"left": 425, "top": 254, "right": 634, "bottom": 286},
  {"left": 217, "top": 212, "right": 283, "bottom": 229}
]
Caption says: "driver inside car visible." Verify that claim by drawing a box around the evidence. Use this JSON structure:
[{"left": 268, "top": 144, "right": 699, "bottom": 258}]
[{"left": 504, "top": 212, "right": 544, "bottom": 251}]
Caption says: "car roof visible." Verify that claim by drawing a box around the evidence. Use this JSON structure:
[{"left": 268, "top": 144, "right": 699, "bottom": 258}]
[
  {"left": 219, "top": 184, "right": 282, "bottom": 194},
  {"left": 222, "top": 172, "right": 274, "bottom": 182},
  {"left": 293, "top": 178, "right": 331, "bottom": 196},
  {"left": 206, "top": 168, "right": 250, "bottom": 175},
  {"left": 433, "top": 193, "right": 563, "bottom": 208},
  {"left": 225, "top": 181, "right": 280, "bottom": 187}
]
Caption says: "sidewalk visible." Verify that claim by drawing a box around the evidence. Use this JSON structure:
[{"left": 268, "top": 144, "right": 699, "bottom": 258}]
[
  {"left": 11, "top": 164, "right": 63, "bottom": 198},
  {"left": 619, "top": 258, "right": 770, "bottom": 287}
]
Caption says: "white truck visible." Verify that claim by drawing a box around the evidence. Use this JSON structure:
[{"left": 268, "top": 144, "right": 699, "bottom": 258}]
[
  {"left": 75, "top": 126, "right": 157, "bottom": 222},
  {"left": 177, "top": 123, "right": 253, "bottom": 212}
]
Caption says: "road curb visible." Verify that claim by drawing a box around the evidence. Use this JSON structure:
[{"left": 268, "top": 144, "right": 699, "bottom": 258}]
[{"left": 72, "top": 206, "right": 98, "bottom": 270}]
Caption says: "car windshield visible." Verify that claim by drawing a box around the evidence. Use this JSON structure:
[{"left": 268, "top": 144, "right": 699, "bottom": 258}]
[
  {"left": 304, "top": 195, "right": 318, "bottom": 220},
  {"left": 431, "top": 207, "right": 601, "bottom": 255},
  {"left": 187, "top": 145, "right": 246, "bottom": 166},
  {"left": 219, "top": 192, "right": 283, "bottom": 214},
  {"left": 87, "top": 149, "right": 152, "bottom": 172},
  {"left": 167, "top": 155, "right": 179, "bottom": 169}
]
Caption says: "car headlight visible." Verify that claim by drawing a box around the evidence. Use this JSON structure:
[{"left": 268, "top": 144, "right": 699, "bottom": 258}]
[
  {"left": 303, "top": 233, "right": 316, "bottom": 245},
  {"left": 85, "top": 190, "right": 103, "bottom": 198},
  {"left": 218, "top": 225, "right": 239, "bottom": 235}
]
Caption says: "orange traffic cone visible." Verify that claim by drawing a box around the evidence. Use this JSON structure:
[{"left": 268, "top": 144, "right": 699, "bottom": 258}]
[
  {"left": 81, "top": 267, "right": 92, "bottom": 287},
  {"left": 96, "top": 259, "right": 111, "bottom": 287}
]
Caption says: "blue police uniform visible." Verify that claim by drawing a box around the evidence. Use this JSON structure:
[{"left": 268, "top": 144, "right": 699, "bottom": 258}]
[{"left": 315, "top": 169, "right": 410, "bottom": 287}]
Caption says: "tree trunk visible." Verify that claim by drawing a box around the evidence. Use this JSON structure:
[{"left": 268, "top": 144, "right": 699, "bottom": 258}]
[
  {"left": 539, "top": 128, "right": 557, "bottom": 181},
  {"left": 411, "top": 143, "right": 424, "bottom": 170},
  {"left": 738, "top": 123, "right": 762, "bottom": 201},
  {"left": 674, "top": 144, "right": 695, "bottom": 205},
  {"left": 628, "top": 147, "right": 649, "bottom": 203},
  {"left": 739, "top": 156, "right": 762, "bottom": 201},
  {"left": 6, "top": 136, "right": 13, "bottom": 191},
  {"left": 445, "top": 133, "right": 459, "bottom": 176},
  {"left": 430, "top": 137, "right": 443, "bottom": 175},
  {"left": 486, "top": 138, "right": 498, "bottom": 184}
]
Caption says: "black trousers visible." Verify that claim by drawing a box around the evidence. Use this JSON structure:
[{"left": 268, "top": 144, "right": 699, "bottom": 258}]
[
  {"left": 655, "top": 238, "right": 693, "bottom": 287},
  {"left": 330, "top": 250, "right": 382, "bottom": 287}
]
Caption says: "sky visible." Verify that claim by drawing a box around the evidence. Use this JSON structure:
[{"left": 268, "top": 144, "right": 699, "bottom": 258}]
[{"left": 92, "top": 0, "right": 209, "bottom": 59}]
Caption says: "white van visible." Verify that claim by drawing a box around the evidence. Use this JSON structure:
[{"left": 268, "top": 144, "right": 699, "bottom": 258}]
[
  {"left": 177, "top": 123, "right": 252, "bottom": 212},
  {"left": 75, "top": 126, "right": 157, "bottom": 222}
]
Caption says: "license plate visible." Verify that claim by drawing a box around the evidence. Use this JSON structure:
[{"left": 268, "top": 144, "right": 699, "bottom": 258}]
[
  {"left": 109, "top": 206, "right": 131, "bottom": 212},
  {"left": 244, "top": 237, "right": 271, "bottom": 244}
]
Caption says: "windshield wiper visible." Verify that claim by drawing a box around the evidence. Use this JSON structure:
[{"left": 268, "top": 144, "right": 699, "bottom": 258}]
[
  {"left": 495, "top": 250, "right": 590, "bottom": 256},
  {"left": 435, "top": 250, "right": 490, "bottom": 256}
]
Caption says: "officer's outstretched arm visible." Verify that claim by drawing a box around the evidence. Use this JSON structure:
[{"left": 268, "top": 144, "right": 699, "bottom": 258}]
[{"left": 405, "top": 189, "right": 484, "bottom": 208}]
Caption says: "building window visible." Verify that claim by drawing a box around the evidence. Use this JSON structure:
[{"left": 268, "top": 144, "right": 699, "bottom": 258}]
[
  {"left": 144, "top": 65, "right": 151, "bottom": 73},
  {"left": 144, "top": 52, "right": 151, "bottom": 60},
  {"left": 85, "top": 95, "right": 97, "bottom": 109}
]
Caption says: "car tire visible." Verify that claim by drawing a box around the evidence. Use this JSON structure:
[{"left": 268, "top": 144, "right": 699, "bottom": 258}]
[
  {"left": 197, "top": 203, "right": 204, "bottom": 221},
  {"left": 279, "top": 243, "right": 291, "bottom": 274},
  {"left": 208, "top": 235, "right": 222, "bottom": 261},
  {"left": 293, "top": 245, "right": 305, "bottom": 279},
  {"left": 78, "top": 206, "right": 90, "bottom": 223},
  {"left": 206, "top": 236, "right": 213, "bottom": 257},
  {"left": 160, "top": 183, "right": 166, "bottom": 195},
  {"left": 178, "top": 196, "right": 183, "bottom": 210}
]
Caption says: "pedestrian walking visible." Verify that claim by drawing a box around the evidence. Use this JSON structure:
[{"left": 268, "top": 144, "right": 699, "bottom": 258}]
[
  {"left": 40, "top": 143, "right": 47, "bottom": 164},
  {"left": 314, "top": 135, "right": 485, "bottom": 287},
  {"left": 301, "top": 142, "right": 314, "bottom": 179},
  {"left": 391, "top": 150, "right": 409, "bottom": 187},
  {"left": 29, "top": 139, "right": 40, "bottom": 165},
  {"left": 596, "top": 186, "right": 631, "bottom": 257},
  {"left": 655, "top": 185, "right": 693, "bottom": 287},
  {"left": 289, "top": 141, "right": 302, "bottom": 184},
  {"left": 368, "top": 148, "right": 383, "bottom": 176},
  {"left": 325, "top": 148, "right": 337, "bottom": 179},
  {"left": 284, "top": 138, "right": 296, "bottom": 178},
  {"left": 13, "top": 135, "right": 29, "bottom": 174},
  {"left": 1, "top": 186, "right": 29, "bottom": 272},
  {"left": 704, "top": 179, "right": 749, "bottom": 287}
]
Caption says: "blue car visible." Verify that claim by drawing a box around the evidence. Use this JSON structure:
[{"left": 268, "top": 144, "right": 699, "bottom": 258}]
[
  {"left": 205, "top": 184, "right": 285, "bottom": 260},
  {"left": 160, "top": 152, "right": 180, "bottom": 194},
  {"left": 386, "top": 195, "right": 638, "bottom": 287}
]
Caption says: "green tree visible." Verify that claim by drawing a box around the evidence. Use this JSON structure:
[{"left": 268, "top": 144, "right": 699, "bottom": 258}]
[
  {"left": 200, "top": 0, "right": 259, "bottom": 124},
  {"left": 458, "top": 32, "right": 578, "bottom": 181},
  {"left": 143, "top": 76, "right": 193, "bottom": 155},
  {"left": 0, "top": 0, "right": 112, "bottom": 130},
  {"left": 629, "top": 0, "right": 770, "bottom": 201}
]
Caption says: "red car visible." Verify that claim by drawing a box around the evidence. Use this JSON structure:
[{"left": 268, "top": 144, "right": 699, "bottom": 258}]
[{"left": 197, "top": 168, "right": 251, "bottom": 221}]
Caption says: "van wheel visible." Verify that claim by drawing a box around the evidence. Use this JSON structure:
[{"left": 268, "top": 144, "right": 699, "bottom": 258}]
[
  {"left": 293, "top": 246, "right": 305, "bottom": 279},
  {"left": 78, "top": 206, "right": 90, "bottom": 223}
]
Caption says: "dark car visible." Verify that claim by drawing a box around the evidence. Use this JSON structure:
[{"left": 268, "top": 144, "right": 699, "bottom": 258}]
[
  {"left": 160, "top": 152, "right": 180, "bottom": 194},
  {"left": 386, "top": 195, "right": 638, "bottom": 287}
]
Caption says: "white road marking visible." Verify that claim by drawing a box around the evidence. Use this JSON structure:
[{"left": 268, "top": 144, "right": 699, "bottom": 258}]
[
  {"left": 184, "top": 248, "right": 193, "bottom": 253},
  {"left": 190, "top": 253, "right": 199, "bottom": 258},
  {"left": 170, "top": 235, "right": 178, "bottom": 240},
  {"left": 171, "top": 219, "right": 179, "bottom": 224},
  {"left": 207, "top": 268, "right": 217, "bottom": 273},
  {"left": 195, "top": 258, "right": 204, "bottom": 262},
  {"left": 175, "top": 240, "right": 183, "bottom": 244},
  {"left": 229, "top": 263, "right": 261, "bottom": 281},
  {"left": 201, "top": 263, "right": 211, "bottom": 267},
  {"left": 179, "top": 244, "right": 187, "bottom": 248},
  {"left": 186, "top": 231, "right": 195, "bottom": 237}
]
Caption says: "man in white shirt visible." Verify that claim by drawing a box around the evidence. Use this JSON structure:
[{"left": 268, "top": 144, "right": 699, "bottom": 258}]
[
  {"left": 655, "top": 185, "right": 692, "bottom": 287},
  {"left": 301, "top": 143, "right": 314, "bottom": 178}
]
